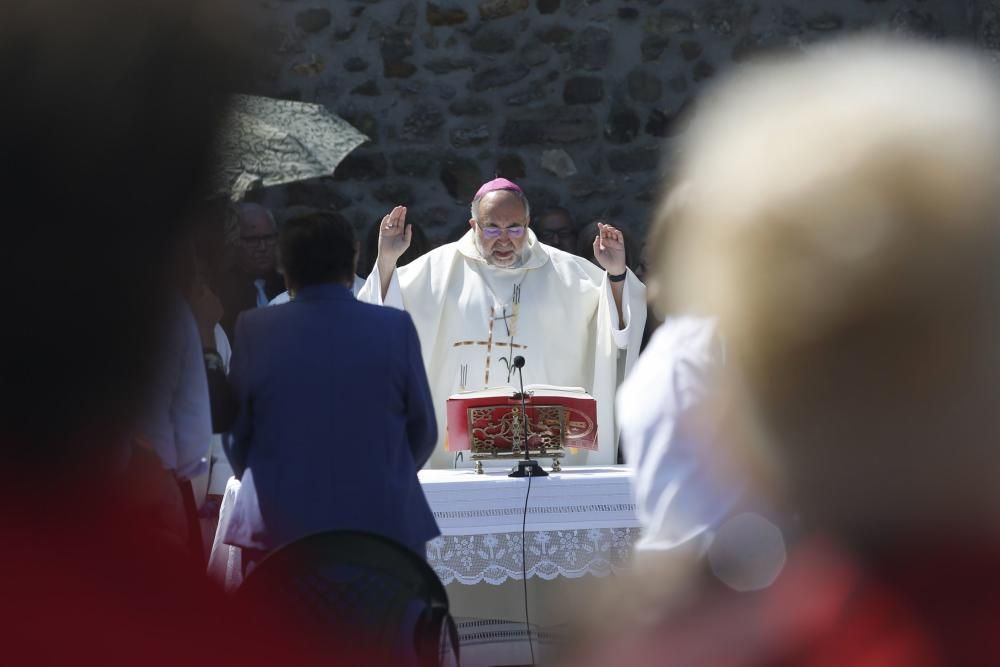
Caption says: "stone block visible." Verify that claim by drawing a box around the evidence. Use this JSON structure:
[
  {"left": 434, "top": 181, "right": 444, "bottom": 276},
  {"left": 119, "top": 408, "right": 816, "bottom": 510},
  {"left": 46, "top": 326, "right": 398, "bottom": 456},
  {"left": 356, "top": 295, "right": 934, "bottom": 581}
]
[
  {"left": 380, "top": 30, "right": 416, "bottom": 78},
  {"left": 644, "top": 9, "right": 695, "bottom": 36},
  {"left": 450, "top": 125, "right": 491, "bottom": 147},
  {"left": 440, "top": 157, "right": 483, "bottom": 200},
  {"left": 344, "top": 57, "right": 369, "bottom": 72},
  {"left": 423, "top": 57, "right": 476, "bottom": 74},
  {"left": 541, "top": 149, "right": 578, "bottom": 178},
  {"left": 572, "top": 27, "right": 612, "bottom": 70},
  {"left": 608, "top": 146, "right": 661, "bottom": 173},
  {"left": 605, "top": 103, "right": 640, "bottom": 144},
  {"left": 521, "top": 43, "right": 552, "bottom": 67},
  {"left": 507, "top": 82, "right": 549, "bottom": 106},
  {"left": 295, "top": 8, "right": 332, "bottom": 33},
  {"left": 397, "top": 3, "right": 417, "bottom": 27},
  {"left": 641, "top": 35, "right": 670, "bottom": 61},
  {"left": 350, "top": 80, "right": 380, "bottom": 96},
  {"left": 807, "top": 13, "right": 843, "bottom": 32},
  {"left": 627, "top": 68, "right": 662, "bottom": 103},
  {"left": 537, "top": 0, "right": 560, "bottom": 14},
  {"left": 500, "top": 106, "right": 598, "bottom": 145},
  {"left": 679, "top": 40, "right": 703, "bottom": 61},
  {"left": 692, "top": 60, "right": 716, "bottom": 82},
  {"left": 427, "top": 3, "right": 469, "bottom": 26},
  {"left": 471, "top": 28, "right": 516, "bottom": 53},
  {"left": 468, "top": 64, "right": 531, "bottom": 91},
  {"left": 537, "top": 26, "right": 575, "bottom": 51},
  {"left": 497, "top": 154, "right": 527, "bottom": 179},
  {"left": 570, "top": 176, "right": 619, "bottom": 200},
  {"left": 563, "top": 76, "right": 605, "bottom": 104},
  {"left": 391, "top": 150, "right": 438, "bottom": 177},
  {"left": 400, "top": 105, "right": 446, "bottom": 141},
  {"left": 479, "top": 0, "right": 529, "bottom": 21},
  {"left": 449, "top": 98, "right": 493, "bottom": 115}
]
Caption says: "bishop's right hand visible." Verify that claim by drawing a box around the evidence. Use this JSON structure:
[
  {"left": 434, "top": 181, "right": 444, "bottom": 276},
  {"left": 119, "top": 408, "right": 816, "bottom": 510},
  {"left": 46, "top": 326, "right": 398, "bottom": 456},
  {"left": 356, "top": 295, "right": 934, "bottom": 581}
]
[{"left": 376, "top": 205, "right": 411, "bottom": 273}]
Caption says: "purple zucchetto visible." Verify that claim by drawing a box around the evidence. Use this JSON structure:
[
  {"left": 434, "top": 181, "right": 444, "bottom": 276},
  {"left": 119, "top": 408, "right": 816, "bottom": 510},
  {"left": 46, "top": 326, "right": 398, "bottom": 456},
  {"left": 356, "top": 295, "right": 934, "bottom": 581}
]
[{"left": 473, "top": 177, "right": 523, "bottom": 201}]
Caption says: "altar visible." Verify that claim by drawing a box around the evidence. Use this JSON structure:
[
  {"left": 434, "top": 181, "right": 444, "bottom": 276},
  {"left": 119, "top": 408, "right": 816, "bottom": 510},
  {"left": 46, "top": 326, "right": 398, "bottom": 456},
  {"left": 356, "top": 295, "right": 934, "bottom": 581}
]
[{"left": 208, "top": 465, "right": 639, "bottom": 664}]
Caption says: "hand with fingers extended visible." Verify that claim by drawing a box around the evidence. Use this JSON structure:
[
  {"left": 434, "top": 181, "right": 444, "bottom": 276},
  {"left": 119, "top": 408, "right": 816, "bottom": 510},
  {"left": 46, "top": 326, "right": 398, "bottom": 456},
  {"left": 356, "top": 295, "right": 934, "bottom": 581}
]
[
  {"left": 593, "top": 222, "right": 628, "bottom": 276},
  {"left": 376, "top": 206, "right": 412, "bottom": 273}
]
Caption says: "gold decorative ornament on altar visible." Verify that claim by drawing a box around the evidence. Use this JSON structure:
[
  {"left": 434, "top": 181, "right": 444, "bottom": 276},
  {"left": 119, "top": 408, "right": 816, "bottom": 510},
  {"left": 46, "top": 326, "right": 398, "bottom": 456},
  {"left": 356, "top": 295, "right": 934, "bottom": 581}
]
[{"left": 447, "top": 385, "right": 598, "bottom": 473}]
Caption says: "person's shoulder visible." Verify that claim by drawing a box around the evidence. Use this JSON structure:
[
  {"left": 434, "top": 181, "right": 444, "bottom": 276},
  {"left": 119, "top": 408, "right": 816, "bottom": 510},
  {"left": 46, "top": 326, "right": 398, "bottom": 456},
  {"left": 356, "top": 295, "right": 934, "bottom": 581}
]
[
  {"left": 651, "top": 316, "right": 721, "bottom": 363},
  {"left": 234, "top": 301, "right": 287, "bottom": 334}
]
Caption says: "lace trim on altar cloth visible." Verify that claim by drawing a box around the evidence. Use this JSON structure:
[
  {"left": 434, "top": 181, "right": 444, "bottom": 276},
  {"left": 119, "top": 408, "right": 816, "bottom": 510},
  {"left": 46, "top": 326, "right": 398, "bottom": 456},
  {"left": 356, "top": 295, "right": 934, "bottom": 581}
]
[
  {"left": 428, "top": 527, "right": 639, "bottom": 585},
  {"left": 433, "top": 503, "right": 637, "bottom": 521}
]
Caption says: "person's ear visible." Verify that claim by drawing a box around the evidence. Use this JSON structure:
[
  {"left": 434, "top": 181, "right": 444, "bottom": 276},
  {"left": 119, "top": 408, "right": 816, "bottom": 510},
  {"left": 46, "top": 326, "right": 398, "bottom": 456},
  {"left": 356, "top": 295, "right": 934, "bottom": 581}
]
[{"left": 468, "top": 218, "right": 476, "bottom": 230}]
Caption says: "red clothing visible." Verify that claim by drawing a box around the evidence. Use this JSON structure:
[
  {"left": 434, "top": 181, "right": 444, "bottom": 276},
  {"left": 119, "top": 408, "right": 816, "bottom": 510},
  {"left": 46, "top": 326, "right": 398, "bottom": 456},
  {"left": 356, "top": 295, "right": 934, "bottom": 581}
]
[{"left": 571, "top": 539, "right": 1000, "bottom": 666}]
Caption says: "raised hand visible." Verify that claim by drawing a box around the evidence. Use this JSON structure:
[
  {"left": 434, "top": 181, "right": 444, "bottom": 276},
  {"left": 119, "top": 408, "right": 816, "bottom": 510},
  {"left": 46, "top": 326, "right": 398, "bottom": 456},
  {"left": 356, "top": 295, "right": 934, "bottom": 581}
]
[
  {"left": 376, "top": 205, "right": 412, "bottom": 272},
  {"left": 593, "top": 222, "right": 627, "bottom": 276}
]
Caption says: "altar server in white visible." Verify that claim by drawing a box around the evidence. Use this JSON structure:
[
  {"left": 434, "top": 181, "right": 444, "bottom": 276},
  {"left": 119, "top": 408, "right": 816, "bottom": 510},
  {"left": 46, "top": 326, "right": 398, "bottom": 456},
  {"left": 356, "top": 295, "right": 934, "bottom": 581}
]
[{"left": 358, "top": 178, "right": 646, "bottom": 468}]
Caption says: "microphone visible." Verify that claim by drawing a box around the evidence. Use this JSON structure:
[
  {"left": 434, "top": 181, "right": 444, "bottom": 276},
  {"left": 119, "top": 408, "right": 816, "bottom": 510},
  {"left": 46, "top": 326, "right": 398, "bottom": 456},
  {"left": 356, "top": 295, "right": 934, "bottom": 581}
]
[{"left": 508, "top": 355, "right": 548, "bottom": 478}]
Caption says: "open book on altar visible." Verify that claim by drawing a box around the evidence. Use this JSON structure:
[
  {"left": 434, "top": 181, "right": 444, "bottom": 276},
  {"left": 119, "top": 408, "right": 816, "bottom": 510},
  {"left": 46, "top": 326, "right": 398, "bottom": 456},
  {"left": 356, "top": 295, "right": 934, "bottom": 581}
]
[{"left": 445, "top": 384, "right": 598, "bottom": 454}]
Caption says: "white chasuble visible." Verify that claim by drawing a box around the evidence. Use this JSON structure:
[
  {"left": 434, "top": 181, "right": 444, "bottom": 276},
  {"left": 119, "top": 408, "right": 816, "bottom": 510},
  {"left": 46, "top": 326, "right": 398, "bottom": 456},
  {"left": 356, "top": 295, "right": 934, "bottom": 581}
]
[{"left": 358, "top": 229, "right": 646, "bottom": 469}]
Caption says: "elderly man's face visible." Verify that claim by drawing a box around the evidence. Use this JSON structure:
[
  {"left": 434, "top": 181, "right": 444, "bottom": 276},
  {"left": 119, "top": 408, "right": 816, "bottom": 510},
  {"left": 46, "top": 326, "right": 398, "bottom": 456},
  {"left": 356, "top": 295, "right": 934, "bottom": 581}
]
[
  {"left": 470, "top": 191, "right": 529, "bottom": 268},
  {"left": 536, "top": 211, "right": 575, "bottom": 253},
  {"left": 238, "top": 207, "right": 277, "bottom": 275}
]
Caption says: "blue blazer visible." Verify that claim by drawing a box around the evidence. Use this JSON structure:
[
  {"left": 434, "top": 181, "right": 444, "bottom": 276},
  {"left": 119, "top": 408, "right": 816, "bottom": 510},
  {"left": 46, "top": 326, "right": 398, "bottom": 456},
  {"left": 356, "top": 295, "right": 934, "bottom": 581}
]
[{"left": 222, "top": 283, "right": 439, "bottom": 555}]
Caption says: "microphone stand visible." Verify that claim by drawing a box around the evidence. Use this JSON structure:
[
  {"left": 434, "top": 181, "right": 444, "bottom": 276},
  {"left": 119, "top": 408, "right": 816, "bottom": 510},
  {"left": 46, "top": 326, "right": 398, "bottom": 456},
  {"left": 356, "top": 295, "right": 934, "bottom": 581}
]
[{"left": 509, "top": 357, "right": 548, "bottom": 478}]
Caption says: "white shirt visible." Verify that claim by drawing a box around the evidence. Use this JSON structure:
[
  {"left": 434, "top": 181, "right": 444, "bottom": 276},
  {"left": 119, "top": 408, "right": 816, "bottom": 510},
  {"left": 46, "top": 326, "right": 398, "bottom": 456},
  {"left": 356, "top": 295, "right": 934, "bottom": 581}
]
[
  {"left": 617, "top": 317, "right": 741, "bottom": 552},
  {"left": 140, "top": 296, "right": 213, "bottom": 480}
]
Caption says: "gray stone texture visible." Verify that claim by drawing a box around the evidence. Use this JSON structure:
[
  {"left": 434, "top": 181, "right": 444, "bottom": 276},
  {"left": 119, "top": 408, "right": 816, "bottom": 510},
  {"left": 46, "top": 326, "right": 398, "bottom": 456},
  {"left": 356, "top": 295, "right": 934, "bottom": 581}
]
[{"left": 248, "top": 0, "right": 985, "bottom": 245}]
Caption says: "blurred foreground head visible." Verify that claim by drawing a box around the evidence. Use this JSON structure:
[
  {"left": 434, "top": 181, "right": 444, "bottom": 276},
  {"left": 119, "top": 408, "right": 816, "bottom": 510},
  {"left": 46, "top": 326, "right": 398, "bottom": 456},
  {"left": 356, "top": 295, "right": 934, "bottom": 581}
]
[
  {"left": 651, "top": 37, "right": 1000, "bottom": 546},
  {"left": 0, "top": 0, "right": 249, "bottom": 471}
]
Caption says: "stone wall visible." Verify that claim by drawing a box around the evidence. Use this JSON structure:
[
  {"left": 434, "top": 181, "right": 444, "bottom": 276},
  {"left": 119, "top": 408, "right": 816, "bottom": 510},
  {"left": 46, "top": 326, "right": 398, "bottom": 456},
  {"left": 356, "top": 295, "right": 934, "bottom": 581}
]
[{"left": 248, "top": 0, "right": 987, "bottom": 249}]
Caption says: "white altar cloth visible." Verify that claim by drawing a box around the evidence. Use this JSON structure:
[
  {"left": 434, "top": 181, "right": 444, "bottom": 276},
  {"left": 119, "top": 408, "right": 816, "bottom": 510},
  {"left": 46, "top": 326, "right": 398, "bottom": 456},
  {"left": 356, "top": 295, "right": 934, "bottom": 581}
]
[{"left": 207, "top": 466, "right": 639, "bottom": 591}]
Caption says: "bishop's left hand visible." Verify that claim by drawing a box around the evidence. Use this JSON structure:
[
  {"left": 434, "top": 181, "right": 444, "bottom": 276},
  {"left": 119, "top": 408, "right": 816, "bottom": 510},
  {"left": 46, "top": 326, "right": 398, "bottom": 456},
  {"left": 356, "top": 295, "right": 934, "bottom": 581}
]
[{"left": 593, "top": 223, "right": 627, "bottom": 276}]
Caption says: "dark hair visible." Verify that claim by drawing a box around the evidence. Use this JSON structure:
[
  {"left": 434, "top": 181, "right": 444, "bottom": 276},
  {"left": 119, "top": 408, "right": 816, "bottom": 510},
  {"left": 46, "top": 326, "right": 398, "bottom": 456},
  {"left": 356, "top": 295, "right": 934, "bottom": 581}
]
[{"left": 280, "top": 211, "right": 357, "bottom": 288}]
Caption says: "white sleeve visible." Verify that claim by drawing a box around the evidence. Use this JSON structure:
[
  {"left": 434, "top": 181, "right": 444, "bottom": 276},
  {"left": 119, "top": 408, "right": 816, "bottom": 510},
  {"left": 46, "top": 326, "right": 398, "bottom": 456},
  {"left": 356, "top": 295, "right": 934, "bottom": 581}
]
[
  {"left": 607, "top": 274, "right": 633, "bottom": 350},
  {"left": 617, "top": 317, "right": 740, "bottom": 552},
  {"left": 171, "top": 304, "right": 213, "bottom": 480},
  {"left": 357, "top": 263, "right": 405, "bottom": 310}
]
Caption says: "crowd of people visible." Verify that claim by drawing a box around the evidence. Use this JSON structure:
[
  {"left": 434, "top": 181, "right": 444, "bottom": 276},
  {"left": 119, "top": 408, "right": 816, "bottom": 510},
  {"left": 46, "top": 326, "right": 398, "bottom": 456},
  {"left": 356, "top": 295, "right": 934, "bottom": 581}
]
[{"left": 7, "top": 0, "right": 1000, "bottom": 664}]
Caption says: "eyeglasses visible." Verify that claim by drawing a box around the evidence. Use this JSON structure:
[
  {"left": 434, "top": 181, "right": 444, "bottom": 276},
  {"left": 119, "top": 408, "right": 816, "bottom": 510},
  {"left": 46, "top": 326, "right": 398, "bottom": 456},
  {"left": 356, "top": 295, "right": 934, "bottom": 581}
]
[
  {"left": 477, "top": 222, "right": 526, "bottom": 240},
  {"left": 241, "top": 233, "right": 278, "bottom": 247}
]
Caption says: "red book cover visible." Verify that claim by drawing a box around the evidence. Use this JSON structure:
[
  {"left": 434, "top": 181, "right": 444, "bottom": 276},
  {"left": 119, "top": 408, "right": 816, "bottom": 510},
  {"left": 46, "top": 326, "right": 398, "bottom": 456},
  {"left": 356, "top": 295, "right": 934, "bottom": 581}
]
[{"left": 445, "top": 385, "right": 598, "bottom": 453}]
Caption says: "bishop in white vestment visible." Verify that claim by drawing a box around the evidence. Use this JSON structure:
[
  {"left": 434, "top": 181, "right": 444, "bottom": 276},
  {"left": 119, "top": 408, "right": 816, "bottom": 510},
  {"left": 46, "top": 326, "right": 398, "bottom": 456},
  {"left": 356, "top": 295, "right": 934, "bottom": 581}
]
[{"left": 358, "top": 178, "right": 646, "bottom": 468}]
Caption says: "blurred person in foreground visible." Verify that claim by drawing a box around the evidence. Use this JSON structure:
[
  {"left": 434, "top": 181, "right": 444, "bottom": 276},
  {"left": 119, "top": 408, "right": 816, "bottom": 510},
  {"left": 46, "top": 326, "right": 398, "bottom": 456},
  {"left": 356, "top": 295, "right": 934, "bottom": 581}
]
[
  {"left": 0, "top": 1, "right": 371, "bottom": 664},
  {"left": 223, "top": 211, "right": 438, "bottom": 569},
  {"left": 571, "top": 36, "right": 1000, "bottom": 666}
]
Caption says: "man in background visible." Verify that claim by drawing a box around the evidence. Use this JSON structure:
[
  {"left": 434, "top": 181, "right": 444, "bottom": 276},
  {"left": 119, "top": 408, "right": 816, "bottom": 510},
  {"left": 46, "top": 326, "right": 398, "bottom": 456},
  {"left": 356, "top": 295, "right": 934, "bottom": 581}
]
[
  {"left": 218, "top": 203, "right": 284, "bottom": 337},
  {"left": 534, "top": 206, "right": 577, "bottom": 254}
]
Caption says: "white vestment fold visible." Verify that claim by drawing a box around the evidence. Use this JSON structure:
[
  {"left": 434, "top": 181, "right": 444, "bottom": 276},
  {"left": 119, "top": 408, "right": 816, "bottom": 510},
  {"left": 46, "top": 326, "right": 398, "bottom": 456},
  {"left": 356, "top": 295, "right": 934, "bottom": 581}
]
[{"left": 358, "top": 229, "right": 646, "bottom": 469}]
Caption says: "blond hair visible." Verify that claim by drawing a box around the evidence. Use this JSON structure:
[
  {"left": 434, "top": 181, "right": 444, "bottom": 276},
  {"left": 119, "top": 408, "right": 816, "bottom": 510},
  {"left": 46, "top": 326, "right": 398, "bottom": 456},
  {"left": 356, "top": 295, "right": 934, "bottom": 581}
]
[{"left": 654, "top": 37, "right": 1000, "bottom": 538}]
